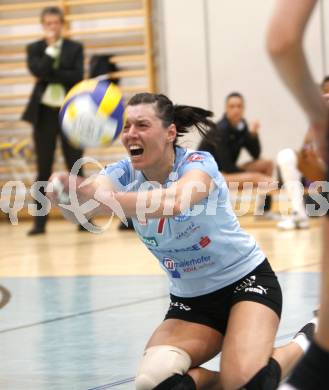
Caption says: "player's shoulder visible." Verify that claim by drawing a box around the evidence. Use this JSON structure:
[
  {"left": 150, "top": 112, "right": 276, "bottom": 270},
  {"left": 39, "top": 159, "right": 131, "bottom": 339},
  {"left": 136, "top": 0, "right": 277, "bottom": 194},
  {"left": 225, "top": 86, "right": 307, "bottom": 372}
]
[
  {"left": 103, "top": 157, "right": 131, "bottom": 173},
  {"left": 102, "top": 158, "right": 133, "bottom": 187},
  {"left": 176, "top": 147, "right": 220, "bottom": 180},
  {"left": 178, "top": 147, "right": 216, "bottom": 165}
]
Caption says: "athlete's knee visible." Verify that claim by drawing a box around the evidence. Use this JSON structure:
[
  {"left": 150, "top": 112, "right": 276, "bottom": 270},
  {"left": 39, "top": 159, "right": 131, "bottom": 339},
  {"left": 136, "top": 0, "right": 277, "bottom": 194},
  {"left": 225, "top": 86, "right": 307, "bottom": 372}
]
[
  {"left": 135, "top": 345, "right": 192, "bottom": 390},
  {"left": 221, "top": 357, "right": 281, "bottom": 390},
  {"left": 221, "top": 357, "right": 256, "bottom": 389},
  {"left": 277, "top": 148, "right": 297, "bottom": 167},
  {"left": 243, "top": 358, "right": 281, "bottom": 390}
]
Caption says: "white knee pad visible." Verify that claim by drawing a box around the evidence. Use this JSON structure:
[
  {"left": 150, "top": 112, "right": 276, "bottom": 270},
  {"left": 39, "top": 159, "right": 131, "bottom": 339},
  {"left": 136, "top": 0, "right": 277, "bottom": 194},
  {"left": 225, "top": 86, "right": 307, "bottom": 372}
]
[
  {"left": 135, "top": 345, "right": 192, "bottom": 390},
  {"left": 277, "top": 148, "right": 297, "bottom": 167}
]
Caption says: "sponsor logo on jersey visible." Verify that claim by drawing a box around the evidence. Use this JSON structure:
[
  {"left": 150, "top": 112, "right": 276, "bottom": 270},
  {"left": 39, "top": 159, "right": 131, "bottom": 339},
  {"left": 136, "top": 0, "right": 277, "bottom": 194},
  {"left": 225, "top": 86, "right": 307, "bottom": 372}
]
[
  {"left": 187, "top": 153, "right": 204, "bottom": 162},
  {"left": 141, "top": 236, "right": 158, "bottom": 247},
  {"left": 174, "top": 212, "right": 190, "bottom": 222},
  {"left": 162, "top": 257, "right": 181, "bottom": 278},
  {"left": 175, "top": 222, "right": 200, "bottom": 240},
  {"left": 162, "top": 255, "right": 214, "bottom": 276},
  {"left": 161, "top": 236, "right": 211, "bottom": 253},
  {"left": 180, "top": 255, "right": 213, "bottom": 273}
]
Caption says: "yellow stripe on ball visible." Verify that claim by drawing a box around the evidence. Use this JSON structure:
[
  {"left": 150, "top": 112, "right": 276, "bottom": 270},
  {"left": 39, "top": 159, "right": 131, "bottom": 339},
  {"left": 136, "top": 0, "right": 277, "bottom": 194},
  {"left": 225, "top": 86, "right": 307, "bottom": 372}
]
[
  {"left": 97, "top": 83, "right": 122, "bottom": 118},
  {"left": 100, "top": 134, "right": 111, "bottom": 145},
  {"left": 67, "top": 101, "right": 78, "bottom": 120},
  {"left": 63, "top": 79, "right": 99, "bottom": 105}
]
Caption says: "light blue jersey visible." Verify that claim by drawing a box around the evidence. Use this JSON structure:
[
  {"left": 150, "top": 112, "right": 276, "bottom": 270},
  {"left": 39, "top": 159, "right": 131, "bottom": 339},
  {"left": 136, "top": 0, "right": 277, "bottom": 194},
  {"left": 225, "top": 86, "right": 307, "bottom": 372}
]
[{"left": 102, "top": 147, "right": 265, "bottom": 297}]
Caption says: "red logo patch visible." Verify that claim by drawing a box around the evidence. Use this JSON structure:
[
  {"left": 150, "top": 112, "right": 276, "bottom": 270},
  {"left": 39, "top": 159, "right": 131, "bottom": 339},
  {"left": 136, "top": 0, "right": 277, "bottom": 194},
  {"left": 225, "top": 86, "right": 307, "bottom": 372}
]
[{"left": 187, "top": 154, "right": 204, "bottom": 162}]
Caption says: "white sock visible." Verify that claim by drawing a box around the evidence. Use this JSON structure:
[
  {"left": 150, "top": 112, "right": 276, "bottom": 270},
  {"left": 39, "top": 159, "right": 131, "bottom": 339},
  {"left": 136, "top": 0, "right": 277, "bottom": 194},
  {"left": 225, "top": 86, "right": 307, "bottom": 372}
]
[
  {"left": 291, "top": 318, "right": 318, "bottom": 353},
  {"left": 277, "top": 148, "right": 308, "bottom": 219},
  {"left": 278, "top": 384, "right": 298, "bottom": 390},
  {"left": 291, "top": 334, "right": 311, "bottom": 353}
]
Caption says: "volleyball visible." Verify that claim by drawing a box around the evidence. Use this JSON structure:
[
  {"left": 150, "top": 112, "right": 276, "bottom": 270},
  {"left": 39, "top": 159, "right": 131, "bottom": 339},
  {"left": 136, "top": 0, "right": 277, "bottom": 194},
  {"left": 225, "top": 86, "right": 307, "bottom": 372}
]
[{"left": 59, "top": 78, "right": 126, "bottom": 148}]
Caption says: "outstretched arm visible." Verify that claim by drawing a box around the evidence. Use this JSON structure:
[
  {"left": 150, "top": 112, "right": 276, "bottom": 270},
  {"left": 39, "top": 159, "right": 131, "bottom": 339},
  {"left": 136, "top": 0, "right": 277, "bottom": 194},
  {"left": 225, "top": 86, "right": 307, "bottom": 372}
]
[{"left": 48, "top": 169, "right": 215, "bottom": 222}]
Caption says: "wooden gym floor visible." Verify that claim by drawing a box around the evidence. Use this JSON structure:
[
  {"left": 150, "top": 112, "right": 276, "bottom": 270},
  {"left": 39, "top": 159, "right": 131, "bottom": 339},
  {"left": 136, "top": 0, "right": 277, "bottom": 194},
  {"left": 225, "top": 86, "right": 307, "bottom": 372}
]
[{"left": 0, "top": 216, "right": 321, "bottom": 389}]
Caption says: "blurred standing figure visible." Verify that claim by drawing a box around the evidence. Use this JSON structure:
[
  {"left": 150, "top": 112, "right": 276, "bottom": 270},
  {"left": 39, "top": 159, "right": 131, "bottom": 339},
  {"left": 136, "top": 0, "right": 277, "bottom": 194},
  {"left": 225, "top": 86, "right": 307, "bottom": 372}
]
[
  {"left": 268, "top": 0, "right": 329, "bottom": 389},
  {"left": 276, "top": 77, "right": 328, "bottom": 230},
  {"left": 22, "top": 6, "right": 84, "bottom": 235},
  {"left": 199, "top": 92, "right": 275, "bottom": 217}
]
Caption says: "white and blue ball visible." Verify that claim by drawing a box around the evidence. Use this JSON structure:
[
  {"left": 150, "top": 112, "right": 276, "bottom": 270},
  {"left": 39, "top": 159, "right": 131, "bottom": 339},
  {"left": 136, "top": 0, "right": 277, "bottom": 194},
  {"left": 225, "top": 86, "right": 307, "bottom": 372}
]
[{"left": 59, "top": 79, "right": 125, "bottom": 148}]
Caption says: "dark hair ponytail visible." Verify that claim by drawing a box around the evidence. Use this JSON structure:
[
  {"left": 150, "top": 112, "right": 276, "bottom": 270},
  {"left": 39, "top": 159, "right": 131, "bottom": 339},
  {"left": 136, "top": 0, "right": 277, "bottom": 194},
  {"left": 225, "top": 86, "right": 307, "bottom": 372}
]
[
  {"left": 127, "top": 93, "right": 215, "bottom": 146},
  {"left": 173, "top": 105, "right": 215, "bottom": 142}
]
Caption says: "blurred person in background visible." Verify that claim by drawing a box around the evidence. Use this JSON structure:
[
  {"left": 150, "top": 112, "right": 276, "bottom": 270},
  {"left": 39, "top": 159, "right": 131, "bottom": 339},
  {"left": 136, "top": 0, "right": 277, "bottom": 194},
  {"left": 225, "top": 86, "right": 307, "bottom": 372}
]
[
  {"left": 199, "top": 92, "right": 276, "bottom": 218},
  {"left": 22, "top": 6, "right": 85, "bottom": 235}
]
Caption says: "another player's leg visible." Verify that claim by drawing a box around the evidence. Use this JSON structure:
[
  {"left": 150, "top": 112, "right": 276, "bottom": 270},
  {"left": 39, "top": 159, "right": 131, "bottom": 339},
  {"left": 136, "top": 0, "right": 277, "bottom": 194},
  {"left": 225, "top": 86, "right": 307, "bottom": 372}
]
[
  {"left": 279, "top": 219, "right": 329, "bottom": 390},
  {"left": 241, "top": 158, "right": 274, "bottom": 177},
  {"left": 276, "top": 148, "right": 309, "bottom": 230}
]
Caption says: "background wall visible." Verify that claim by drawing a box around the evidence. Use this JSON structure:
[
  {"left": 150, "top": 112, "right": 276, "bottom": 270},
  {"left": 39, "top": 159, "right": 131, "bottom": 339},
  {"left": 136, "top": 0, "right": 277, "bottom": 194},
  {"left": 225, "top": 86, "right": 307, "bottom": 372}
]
[{"left": 155, "top": 0, "right": 328, "bottom": 160}]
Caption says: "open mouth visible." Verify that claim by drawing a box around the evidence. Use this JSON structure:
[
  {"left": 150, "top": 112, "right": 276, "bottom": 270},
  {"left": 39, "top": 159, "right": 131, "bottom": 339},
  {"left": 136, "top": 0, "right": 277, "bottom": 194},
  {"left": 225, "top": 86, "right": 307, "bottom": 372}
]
[{"left": 129, "top": 145, "right": 144, "bottom": 156}]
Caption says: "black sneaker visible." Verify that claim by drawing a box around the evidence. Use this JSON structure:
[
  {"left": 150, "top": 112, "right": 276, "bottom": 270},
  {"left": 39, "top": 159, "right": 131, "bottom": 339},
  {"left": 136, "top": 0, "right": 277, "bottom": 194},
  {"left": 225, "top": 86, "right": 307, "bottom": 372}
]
[
  {"left": 27, "top": 227, "right": 45, "bottom": 236},
  {"left": 294, "top": 318, "right": 318, "bottom": 342}
]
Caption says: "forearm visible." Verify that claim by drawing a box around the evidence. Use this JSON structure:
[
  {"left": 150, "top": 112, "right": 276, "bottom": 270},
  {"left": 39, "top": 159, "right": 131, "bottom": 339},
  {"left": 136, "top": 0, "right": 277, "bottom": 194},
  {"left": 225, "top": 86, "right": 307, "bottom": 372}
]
[
  {"left": 95, "top": 181, "right": 208, "bottom": 221},
  {"left": 56, "top": 171, "right": 211, "bottom": 221},
  {"left": 97, "top": 186, "right": 179, "bottom": 220}
]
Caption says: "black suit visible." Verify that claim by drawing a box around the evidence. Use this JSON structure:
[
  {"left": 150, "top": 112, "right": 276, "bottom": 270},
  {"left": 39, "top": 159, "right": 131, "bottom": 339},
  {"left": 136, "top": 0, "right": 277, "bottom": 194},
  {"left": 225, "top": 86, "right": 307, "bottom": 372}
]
[
  {"left": 23, "top": 38, "right": 84, "bottom": 230},
  {"left": 199, "top": 115, "right": 261, "bottom": 173}
]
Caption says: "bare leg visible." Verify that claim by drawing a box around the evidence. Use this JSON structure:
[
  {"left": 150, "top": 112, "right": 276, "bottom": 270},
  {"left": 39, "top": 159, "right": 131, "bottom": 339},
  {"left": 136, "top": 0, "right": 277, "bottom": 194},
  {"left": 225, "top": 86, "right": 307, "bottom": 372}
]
[
  {"left": 223, "top": 171, "right": 274, "bottom": 187},
  {"left": 220, "top": 301, "right": 279, "bottom": 390},
  {"left": 220, "top": 301, "right": 309, "bottom": 390},
  {"left": 138, "top": 305, "right": 316, "bottom": 390},
  {"left": 188, "top": 367, "right": 222, "bottom": 390},
  {"left": 241, "top": 158, "right": 274, "bottom": 176},
  {"left": 317, "top": 219, "right": 329, "bottom": 351},
  {"left": 141, "top": 319, "right": 223, "bottom": 389},
  {"left": 273, "top": 343, "right": 304, "bottom": 379},
  {"left": 145, "top": 320, "right": 223, "bottom": 365}
]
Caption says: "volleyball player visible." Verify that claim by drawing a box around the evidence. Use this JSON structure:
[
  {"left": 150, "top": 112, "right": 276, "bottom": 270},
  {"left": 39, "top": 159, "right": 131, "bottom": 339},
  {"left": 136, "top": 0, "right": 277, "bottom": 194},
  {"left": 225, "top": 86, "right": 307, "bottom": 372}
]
[
  {"left": 268, "top": 1, "right": 329, "bottom": 388},
  {"left": 48, "top": 93, "right": 317, "bottom": 389}
]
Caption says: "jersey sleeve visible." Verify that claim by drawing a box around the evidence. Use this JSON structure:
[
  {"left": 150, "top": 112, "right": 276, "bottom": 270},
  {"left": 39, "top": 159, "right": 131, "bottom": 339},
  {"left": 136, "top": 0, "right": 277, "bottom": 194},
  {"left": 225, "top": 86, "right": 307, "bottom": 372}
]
[
  {"left": 180, "top": 151, "right": 221, "bottom": 180},
  {"left": 99, "top": 159, "right": 132, "bottom": 191}
]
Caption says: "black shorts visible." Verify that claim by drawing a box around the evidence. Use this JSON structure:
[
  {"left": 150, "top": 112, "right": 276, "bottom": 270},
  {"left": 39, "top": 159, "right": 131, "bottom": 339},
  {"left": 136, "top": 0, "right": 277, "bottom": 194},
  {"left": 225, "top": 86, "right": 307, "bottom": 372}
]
[{"left": 164, "top": 259, "right": 282, "bottom": 335}]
